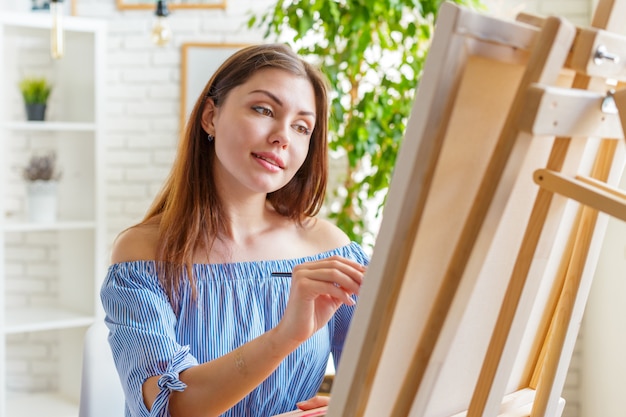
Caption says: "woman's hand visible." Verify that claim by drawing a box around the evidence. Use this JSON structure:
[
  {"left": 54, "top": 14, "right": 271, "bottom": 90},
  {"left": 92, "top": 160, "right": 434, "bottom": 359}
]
[
  {"left": 276, "top": 255, "right": 365, "bottom": 346},
  {"left": 296, "top": 395, "right": 329, "bottom": 410}
]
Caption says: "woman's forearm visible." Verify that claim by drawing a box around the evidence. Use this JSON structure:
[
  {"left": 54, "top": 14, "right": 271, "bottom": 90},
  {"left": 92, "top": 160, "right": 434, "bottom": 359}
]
[{"left": 143, "top": 324, "right": 300, "bottom": 417}]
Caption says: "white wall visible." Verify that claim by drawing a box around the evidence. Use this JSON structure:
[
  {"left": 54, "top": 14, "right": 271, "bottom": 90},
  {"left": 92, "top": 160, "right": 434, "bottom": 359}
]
[{"left": 582, "top": 184, "right": 626, "bottom": 417}]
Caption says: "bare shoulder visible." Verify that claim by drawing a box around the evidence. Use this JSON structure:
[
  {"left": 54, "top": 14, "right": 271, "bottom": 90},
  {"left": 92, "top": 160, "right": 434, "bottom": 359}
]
[
  {"left": 301, "top": 217, "right": 351, "bottom": 252},
  {"left": 110, "top": 222, "right": 159, "bottom": 264}
]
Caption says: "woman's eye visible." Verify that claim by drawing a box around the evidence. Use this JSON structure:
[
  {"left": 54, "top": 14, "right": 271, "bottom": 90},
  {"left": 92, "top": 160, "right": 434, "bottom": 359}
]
[
  {"left": 293, "top": 124, "right": 312, "bottom": 135},
  {"left": 252, "top": 105, "right": 272, "bottom": 117}
]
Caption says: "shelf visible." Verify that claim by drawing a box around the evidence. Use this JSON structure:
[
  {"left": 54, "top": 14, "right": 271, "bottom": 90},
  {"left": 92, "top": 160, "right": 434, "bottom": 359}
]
[
  {"left": 0, "top": 11, "right": 106, "bottom": 33},
  {"left": 8, "top": 392, "right": 78, "bottom": 417},
  {"left": 0, "top": 121, "right": 96, "bottom": 132},
  {"left": 2, "top": 220, "right": 96, "bottom": 232},
  {"left": 4, "top": 306, "right": 95, "bottom": 334},
  {"left": 0, "top": 12, "right": 106, "bottom": 417}
]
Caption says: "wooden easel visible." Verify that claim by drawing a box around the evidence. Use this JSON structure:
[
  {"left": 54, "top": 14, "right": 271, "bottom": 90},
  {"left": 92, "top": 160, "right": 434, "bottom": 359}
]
[{"left": 326, "top": 1, "right": 626, "bottom": 416}]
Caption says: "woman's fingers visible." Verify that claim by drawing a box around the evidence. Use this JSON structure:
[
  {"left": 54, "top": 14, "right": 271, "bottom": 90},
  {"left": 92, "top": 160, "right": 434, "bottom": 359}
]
[
  {"left": 296, "top": 395, "right": 329, "bottom": 410},
  {"left": 299, "top": 278, "right": 356, "bottom": 306},
  {"left": 278, "top": 255, "right": 366, "bottom": 343},
  {"left": 292, "top": 256, "right": 365, "bottom": 297}
]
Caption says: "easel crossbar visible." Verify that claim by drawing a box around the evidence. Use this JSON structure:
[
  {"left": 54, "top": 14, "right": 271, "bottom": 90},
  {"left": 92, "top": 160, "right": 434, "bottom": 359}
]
[{"left": 533, "top": 168, "right": 626, "bottom": 222}]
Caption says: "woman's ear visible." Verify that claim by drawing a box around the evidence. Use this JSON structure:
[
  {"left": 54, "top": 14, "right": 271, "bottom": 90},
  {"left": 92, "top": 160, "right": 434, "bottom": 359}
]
[{"left": 200, "top": 98, "right": 216, "bottom": 135}]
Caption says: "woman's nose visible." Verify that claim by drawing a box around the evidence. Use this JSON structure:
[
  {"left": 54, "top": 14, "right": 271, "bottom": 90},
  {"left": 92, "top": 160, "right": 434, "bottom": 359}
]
[{"left": 269, "top": 122, "right": 291, "bottom": 147}]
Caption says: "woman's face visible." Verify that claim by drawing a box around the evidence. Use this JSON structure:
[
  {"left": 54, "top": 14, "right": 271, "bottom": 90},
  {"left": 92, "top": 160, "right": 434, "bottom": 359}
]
[{"left": 202, "top": 68, "right": 316, "bottom": 198}]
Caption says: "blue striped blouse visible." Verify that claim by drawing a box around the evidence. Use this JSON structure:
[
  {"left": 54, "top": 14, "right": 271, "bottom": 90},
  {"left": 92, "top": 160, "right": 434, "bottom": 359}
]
[{"left": 101, "top": 242, "right": 369, "bottom": 417}]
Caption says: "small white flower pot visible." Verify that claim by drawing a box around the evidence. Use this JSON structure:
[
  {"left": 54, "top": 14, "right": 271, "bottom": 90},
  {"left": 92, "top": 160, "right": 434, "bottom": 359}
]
[{"left": 27, "top": 180, "right": 58, "bottom": 223}]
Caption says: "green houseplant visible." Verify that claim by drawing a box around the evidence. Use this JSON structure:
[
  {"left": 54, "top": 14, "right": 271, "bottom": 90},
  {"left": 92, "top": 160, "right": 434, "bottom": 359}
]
[
  {"left": 250, "top": 0, "right": 484, "bottom": 249},
  {"left": 18, "top": 77, "right": 52, "bottom": 121},
  {"left": 22, "top": 151, "right": 62, "bottom": 223}
]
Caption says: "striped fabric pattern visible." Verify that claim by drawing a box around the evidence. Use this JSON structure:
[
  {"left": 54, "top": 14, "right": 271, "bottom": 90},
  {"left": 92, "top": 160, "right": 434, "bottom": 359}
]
[{"left": 101, "top": 242, "right": 369, "bottom": 417}]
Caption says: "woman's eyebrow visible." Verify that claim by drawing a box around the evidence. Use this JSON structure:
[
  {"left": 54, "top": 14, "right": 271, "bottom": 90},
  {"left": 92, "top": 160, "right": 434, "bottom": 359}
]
[{"left": 250, "top": 89, "right": 315, "bottom": 117}]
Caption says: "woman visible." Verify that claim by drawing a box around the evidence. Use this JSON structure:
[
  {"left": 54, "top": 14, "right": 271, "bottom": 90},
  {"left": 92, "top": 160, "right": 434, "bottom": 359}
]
[{"left": 101, "top": 43, "right": 369, "bottom": 417}]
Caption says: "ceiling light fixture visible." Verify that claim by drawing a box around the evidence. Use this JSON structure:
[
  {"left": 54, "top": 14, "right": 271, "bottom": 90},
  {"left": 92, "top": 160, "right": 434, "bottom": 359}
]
[
  {"left": 151, "top": 0, "right": 172, "bottom": 47},
  {"left": 50, "top": 0, "right": 64, "bottom": 59}
]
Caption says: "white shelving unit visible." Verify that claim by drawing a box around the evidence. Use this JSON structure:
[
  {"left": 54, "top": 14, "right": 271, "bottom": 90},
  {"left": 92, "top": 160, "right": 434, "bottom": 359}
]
[{"left": 0, "top": 12, "right": 106, "bottom": 417}]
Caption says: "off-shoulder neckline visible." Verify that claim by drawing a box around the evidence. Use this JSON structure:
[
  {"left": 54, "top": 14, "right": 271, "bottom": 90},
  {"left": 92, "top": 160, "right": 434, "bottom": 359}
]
[{"left": 108, "top": 241, "right": 362, "bottom": 269}]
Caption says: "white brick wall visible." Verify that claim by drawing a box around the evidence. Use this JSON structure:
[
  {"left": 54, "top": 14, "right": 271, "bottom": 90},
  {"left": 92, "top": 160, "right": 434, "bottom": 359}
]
[
  {"left": 2, "top": 0, "right": 598, "bottom": 414},
  {"left": 7, "top": 331, "right": 59, "bottom": 392}
]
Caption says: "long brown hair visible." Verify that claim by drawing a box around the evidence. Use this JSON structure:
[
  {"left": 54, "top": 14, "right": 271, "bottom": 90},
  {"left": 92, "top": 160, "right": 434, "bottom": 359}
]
[{"left": 140, "top": 43, "right": 329, "bottom": 307}]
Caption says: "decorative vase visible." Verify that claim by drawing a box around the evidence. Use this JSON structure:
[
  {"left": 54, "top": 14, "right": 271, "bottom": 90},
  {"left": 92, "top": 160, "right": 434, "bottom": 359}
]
[
  {"left": 25, "top": 103, "right": 47, "bottom": 121},
  {"left": 27, "top": 180, "right": 58, "bottom": 223}
]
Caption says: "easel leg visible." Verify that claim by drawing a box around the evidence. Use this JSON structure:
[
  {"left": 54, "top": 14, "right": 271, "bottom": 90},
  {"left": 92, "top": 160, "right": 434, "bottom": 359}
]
[{"left": 530, "top": 139, "right": 618, "bottom": 417}]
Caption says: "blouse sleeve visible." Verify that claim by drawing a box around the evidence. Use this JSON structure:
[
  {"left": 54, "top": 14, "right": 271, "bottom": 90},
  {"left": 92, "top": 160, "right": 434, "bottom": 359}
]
[
  {"left": 330, "top": 242, "right": 370, "bottom": 368},
  {"left": 100, "top": 262, "right": 198, "bottom": 417}
]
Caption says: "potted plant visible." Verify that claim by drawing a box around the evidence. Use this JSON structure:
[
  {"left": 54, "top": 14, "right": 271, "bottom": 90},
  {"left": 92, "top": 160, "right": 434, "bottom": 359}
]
[
  {"left": 18, "top": 76, "right": 52, "bottom": 121},
  {"left": 22, "top": 150, "right": 62, "bottom": 223}
]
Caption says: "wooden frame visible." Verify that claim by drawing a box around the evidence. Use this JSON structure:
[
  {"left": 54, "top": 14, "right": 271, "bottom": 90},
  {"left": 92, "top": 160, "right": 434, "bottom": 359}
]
[
  {"left": 116, "top": 0, "right": 226, "bottom": 10},
  {"left": 325, "top": 1, "right": 626, "bottom": 417},
  {"left": 64, "top": 0, "right": 77, "bottom": 15},
  {"left": 179, "top": 42, "right": 248, "bottom": 130}
]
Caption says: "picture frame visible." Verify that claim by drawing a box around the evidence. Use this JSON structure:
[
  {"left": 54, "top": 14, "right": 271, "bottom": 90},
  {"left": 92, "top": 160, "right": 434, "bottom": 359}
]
[
  {"left": 179, "top": 42, "right": 249, "bottom": 130},
  {"left": 30, "top": 0, "right": 77, "bottom": 15},
  {"left": 116, "top": 0, "right": 226, "bottom": 10}
]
